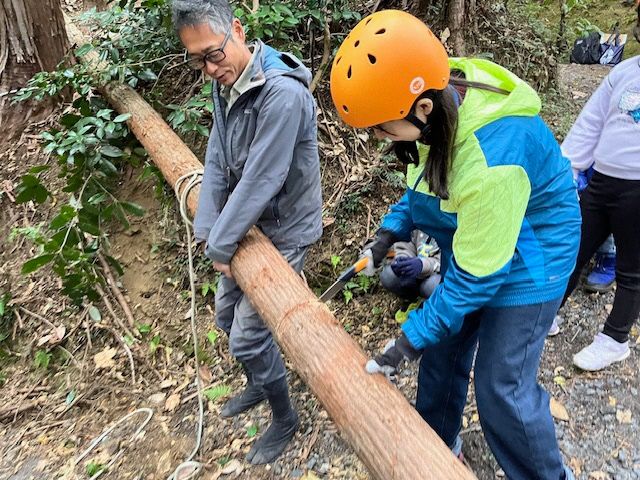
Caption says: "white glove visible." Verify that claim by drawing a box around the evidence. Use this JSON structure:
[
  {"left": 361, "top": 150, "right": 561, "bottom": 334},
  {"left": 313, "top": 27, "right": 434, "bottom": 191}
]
[{"left": 361, "top": 249, "right": 377, "bottom": 277}]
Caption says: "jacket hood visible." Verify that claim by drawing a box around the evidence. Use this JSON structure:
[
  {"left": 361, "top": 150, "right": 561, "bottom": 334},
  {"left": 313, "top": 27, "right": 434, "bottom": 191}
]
[
  {"left": 449, "top": 58, "right": 541, "bottom": 145},
  {"left": 243, "top": 41, "right": 312, "bottom": 88}
]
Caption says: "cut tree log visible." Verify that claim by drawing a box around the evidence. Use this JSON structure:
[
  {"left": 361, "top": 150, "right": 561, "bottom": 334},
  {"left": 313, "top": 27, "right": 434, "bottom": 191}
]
[{"left": 65, "top": 19, "right": 476, "bottom": 480}]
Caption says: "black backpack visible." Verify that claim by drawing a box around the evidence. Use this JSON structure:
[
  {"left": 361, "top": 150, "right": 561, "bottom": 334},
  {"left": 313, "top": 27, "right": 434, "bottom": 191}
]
[{"left": 570, "top": 31, "right": 602, "bottom": 64}]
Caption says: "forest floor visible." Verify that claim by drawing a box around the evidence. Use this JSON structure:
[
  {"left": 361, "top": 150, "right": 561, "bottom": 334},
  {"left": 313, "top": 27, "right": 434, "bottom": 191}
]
[{"left": 1, "top": 10, "right": 639, "bottom": 480}]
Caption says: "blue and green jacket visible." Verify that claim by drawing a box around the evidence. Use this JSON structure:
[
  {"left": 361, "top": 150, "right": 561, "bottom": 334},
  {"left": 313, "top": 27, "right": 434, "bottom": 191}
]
[{"left": 380, "top": 58, "right": 581, "bottom": 349}]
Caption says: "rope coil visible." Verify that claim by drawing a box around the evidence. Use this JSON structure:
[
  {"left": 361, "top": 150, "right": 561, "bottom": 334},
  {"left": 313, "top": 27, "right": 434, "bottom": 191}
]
[{"left": 73, "top": 170, "right": 206, "bottom": 480}]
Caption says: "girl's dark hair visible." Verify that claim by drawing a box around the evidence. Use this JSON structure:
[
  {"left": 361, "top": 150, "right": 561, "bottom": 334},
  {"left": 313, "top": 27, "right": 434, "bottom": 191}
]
[
  {"left": 393, "top": 78, "right": 508, "bottom": 199},
  {"left": 394, "top": 87, "right": 458, "bottom": 199}
]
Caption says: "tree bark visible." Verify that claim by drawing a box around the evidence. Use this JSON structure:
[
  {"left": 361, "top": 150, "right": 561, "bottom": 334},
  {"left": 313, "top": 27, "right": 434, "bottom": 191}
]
[
  {"left": 0, "top": 0, "right": 68, "bottom": 141},
  {"left": 65, "top": 18, "right": 477, "bottom": 480},
  {"left": 447, "top": 0, "right": 466, "bottom": 55}
]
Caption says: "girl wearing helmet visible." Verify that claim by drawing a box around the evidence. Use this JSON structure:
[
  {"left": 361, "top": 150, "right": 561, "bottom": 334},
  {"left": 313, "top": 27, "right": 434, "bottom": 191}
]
[{"left": 331, "top": 11, "right": 580, "bottom": 480}]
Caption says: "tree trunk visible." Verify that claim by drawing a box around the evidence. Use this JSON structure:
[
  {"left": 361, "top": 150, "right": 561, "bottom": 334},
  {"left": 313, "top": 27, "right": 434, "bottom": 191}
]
[
  {"left": 65, "top": 19, "right": 477, "bottom": 480},
  {"left": 0, "top": 0, "right": 68, "bottom": 141},
  {"left": 447, "top": 0, "right": 466, "bottom": 55}
]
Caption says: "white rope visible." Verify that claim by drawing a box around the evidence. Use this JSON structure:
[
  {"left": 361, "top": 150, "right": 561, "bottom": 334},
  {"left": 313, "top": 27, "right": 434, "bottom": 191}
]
[
  {"left": 73, "top": 170, "right": 206, "bottom": 480},
  {"left": 167, "top": 169, "right": 205, "bottom": 480},
  {"left": 74, "top": 408, "right": 154, "bottom": 480}
]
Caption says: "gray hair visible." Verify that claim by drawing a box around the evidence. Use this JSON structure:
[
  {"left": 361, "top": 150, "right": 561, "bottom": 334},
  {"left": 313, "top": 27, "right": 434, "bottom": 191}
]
[{"left": 171, "top": 0, "right": 234, "bottom": 35}]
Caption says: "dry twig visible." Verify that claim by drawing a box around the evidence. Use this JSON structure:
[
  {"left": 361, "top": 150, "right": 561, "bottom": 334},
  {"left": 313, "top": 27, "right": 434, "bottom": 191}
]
[
  {"left": 95, "top": 283, "right": 135, "bottom": 340},
  {"left": 309, "top": 21, "right": 331, "bottom": 94},
  {"left": 97, "top": 253, "right": 135, "bottom": 328}
]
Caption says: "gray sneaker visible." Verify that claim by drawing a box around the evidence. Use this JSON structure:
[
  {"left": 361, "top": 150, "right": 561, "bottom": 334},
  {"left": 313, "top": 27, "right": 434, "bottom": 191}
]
[
  {"left": 573, "top": 332, "right": 630, "bottom": 371},
  {"left": 547, "top": 315, "right": 562, "bottom": 337}
]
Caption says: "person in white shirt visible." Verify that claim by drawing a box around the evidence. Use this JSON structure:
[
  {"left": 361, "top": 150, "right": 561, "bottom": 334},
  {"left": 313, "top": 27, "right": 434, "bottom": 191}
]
[{"left": 556, "top": 55, "right": 640, "bottom": 371}]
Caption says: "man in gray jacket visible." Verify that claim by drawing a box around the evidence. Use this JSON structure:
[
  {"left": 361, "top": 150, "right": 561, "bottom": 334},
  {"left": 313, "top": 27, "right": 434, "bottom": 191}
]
[{"left": 172, "top": 0, "right": 323, "bottom": 465}]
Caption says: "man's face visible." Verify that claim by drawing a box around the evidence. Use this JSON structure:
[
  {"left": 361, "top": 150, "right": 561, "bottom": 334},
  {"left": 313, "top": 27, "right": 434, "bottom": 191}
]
[{"left": 179, "top": 19, "right": 250, "bottom": 86}]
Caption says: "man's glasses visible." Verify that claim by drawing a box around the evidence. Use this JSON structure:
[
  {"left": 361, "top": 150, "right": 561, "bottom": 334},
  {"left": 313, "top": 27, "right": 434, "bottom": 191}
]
[{"left": 184, "top": 23, "right": 232, "bottom": 70}]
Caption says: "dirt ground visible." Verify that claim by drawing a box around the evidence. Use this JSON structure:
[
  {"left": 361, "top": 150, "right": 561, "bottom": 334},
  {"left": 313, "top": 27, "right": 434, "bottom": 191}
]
[{"left": 1, "top": 55, "right": 639, "bottom": 480}]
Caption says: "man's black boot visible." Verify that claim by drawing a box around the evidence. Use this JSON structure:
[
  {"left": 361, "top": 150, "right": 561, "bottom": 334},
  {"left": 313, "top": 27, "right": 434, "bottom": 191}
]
[
  {"left": 220, "top": 366, "right": 266, "bottom": 418},
  {"left": 246, "top": 376, "right": 299, "bottom": 465}
]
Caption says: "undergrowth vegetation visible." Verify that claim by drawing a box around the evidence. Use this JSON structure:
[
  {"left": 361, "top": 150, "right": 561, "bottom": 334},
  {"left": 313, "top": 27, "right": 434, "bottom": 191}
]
[{"left": 10, "top": 0, "right": 564, "bottom": 309}]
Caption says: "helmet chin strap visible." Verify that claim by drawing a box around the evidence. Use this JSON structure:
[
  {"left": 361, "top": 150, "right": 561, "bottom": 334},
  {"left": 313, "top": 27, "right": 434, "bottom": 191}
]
[
  {"left": 404, "top": 112, "right": 432, "bottom": 144},
  {"left": 404, "top": 112, "right": 432, "bottom": 139}
]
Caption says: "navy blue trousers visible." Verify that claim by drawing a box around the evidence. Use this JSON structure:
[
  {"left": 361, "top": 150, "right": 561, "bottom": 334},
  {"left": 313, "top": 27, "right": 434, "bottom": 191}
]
[{"left": 416, "top": 298, "right": 568, "bottom": 480}]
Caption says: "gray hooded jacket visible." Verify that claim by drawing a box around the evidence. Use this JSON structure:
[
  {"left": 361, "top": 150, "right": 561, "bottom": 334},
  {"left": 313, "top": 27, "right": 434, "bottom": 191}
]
[{"left": 194, "top": 41, "right": 323, "bottom": 264}]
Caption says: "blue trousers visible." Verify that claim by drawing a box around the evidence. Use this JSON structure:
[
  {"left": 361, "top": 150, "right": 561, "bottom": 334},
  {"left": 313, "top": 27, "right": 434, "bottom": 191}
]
[{"left": 416, "top": 298, "right": 568, "bottom": 480}]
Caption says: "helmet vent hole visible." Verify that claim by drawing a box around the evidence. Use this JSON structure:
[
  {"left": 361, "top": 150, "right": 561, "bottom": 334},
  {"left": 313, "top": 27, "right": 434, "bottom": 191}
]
[
  {"left": 347, "top": 66, "right": 352, "bottom": 78},
  {"left": 355, "top": 40, "right": 360, "bottom": 47},
  {"left": 336, "top": 56, "right": 342, "bottom": 65},
  {"left": 343, "top": 105, "right": 349, "bottom": 113},
  {"left": 365, "top": 18, "right": 372, "bottom": 25},
  {"left": 400, "top": 110, "right": 405, "bottom": 115},
  {"left": 375, "top": 28, "right": 386, "bottom": 34},
  {"left": 367, "top": 54, "right": 377, "bottom": 64}
]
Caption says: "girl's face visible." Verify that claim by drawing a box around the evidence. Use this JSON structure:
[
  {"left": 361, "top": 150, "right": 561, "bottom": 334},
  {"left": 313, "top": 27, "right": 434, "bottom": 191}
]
[
  {"left": 371, "top": 98, "right": 433, "bottom": 142},
  {"left": 371, "top": 120, "right": 421, "bottom": 142}
]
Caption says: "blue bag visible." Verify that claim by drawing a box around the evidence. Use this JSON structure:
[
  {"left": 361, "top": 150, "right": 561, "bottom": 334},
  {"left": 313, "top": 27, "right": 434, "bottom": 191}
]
[{"left": 599, "top": 26, "right": 625, "bottom": 66}]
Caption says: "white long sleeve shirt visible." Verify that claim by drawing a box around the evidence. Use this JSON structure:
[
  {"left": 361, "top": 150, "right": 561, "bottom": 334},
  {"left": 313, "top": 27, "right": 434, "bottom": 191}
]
[{"left": 561, "top": 56, "right": 640, "bottom": 180}]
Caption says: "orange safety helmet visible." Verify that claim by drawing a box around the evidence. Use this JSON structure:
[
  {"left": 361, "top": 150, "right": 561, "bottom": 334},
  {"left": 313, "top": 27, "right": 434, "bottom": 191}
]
[{"left": 330, "top": 10, "right": 450, "bottom": 129}]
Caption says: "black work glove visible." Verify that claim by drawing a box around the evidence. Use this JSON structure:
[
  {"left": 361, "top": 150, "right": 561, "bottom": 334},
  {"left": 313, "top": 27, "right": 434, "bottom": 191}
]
[
  {"left": 362, "top": 229, "right": 397, "bottom": 266},
  {"left": 365, "top": 333, "right": 421, "bottom": 378}
]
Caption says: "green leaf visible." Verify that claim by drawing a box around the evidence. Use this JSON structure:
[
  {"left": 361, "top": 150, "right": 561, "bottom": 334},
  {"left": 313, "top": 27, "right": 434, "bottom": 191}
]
[
  {"left": 105, "top": 255, "right": 124, "bottom": 276},
  {"left": 87, "top": 193, "right": 107, "bottom": 205},
  {"left": 101, "top": 145, "right": 124, "bottom": 157},
  {"left": 0, "top": 294, "right": 8, "bottom": 317},
  {"left": 29, "top": 165, "right": 50, "bottom": 174},
  {"left": 137, "top": 323, "right": 151, "bottom": 334},
  {"left": 34, "top": 350, "right": 52, "bottom": 369},
  {"left": 206, "top": 330, "right": 218, "bottom": 346},
  {"left": 120, "top": 201, "right": 145, "bottom": 217},
  {"left": 113, "top": 113, "right": 131, "bottom": 123},
  {"left": 137, "top": 69, "right": 157, "bottom": 81},
  {"left": 50, "top": 206, "right": 77, "bottom": 230},
  {"left": 20, "top": 174, "right": 39, "bottom": 187},
  {"left": 343, "top": 289, "right": 353, "bottom": 304},
  {"left": 149, "top": 334, "right": 161, "bottom": 354},
  {"left": 246, "top": 424, "right": 258, "bottom": 438},
  {"left": 330, "top": 255, "right": 341, "bottom": 269},
  {"left": 60, "top": 113, "right": 82, "bottom": 128},
  {"left": 65, "top": 390, "right": 76, "bottom": 405},
  {"left": 62, "top": 69, "right": 74, "bottom": 78},
  {"left": 86, "top": 462, "right": 106, "bottom": 477},
  {"left": 203, "top": 385, "right": 231, "bottom": 402},
  {"left": 195, "top": 124, "right": 209, "bottom": 137},
  {"left": 22, "top": 254, "right": 55, "bottom": 274},
  {"left": 88, "top": 305, "right": 101, "bottom": 322},
  {"left": 75, "top": 43, "right": 94, "bottom": 57},
  {"left": 32, "top": 185, "right": 49, "bottom": 204},
  {"left": 100, "top": 158, "right": 119, "bottom": 175}
]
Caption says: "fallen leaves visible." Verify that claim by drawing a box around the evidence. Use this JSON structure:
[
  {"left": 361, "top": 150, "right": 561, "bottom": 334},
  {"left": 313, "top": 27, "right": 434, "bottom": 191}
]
[
  {"left": 220, "top": 459, "right": 242, "bottom": 475},
  {"left": 616, "top": 409, "right": 632, "bottom": 424},
  {"left": 588, "top": 471, "right": 611, "bottom": 480},
  {"left": 93, "top": 347, "right": 117, "bottom": 369},
  {"left": 37, "top": 324, "right": 66, "bottom": 346},
  {"left": 569, "top": 457, "right": 583, "bottom": 476},
  {"left": 148, "top": 392, "right": 167, "bottom": 406},
  {"left": 550, "top": 397, "right": 570, "bottom": 421},
  {"left": 301, "top": 473, "right": 320, "bottom": 480},
  {"left": 164, "top": 393, "right": 181, "bottom": 412}
]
